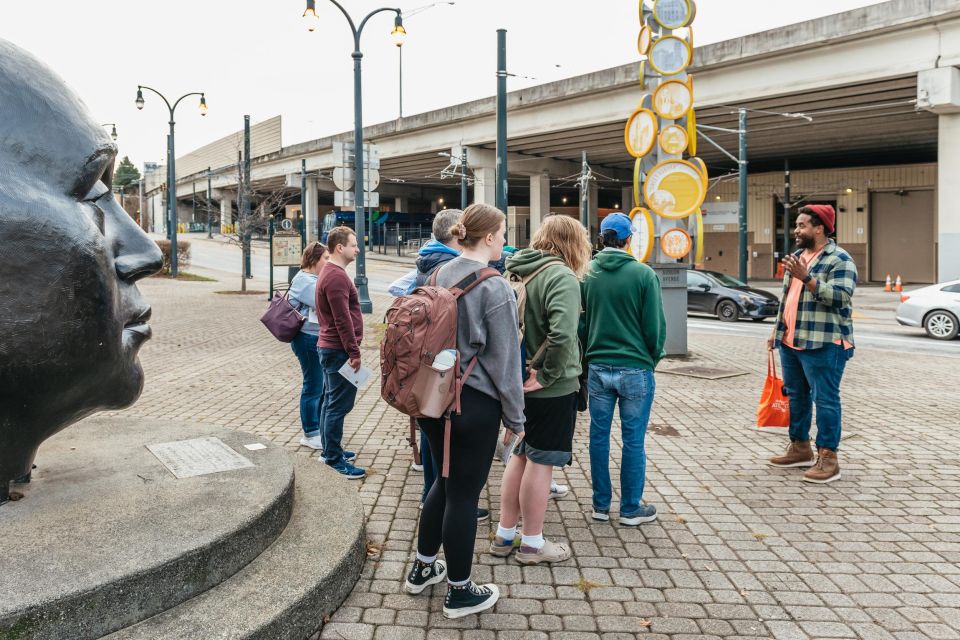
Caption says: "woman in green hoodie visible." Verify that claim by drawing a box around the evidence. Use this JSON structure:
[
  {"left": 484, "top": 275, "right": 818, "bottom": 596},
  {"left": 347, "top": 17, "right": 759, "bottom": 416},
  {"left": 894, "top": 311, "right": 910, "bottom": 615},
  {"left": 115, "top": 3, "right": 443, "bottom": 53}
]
[{"left": 491, "top": 214, "right": 592, "bottom": 565}]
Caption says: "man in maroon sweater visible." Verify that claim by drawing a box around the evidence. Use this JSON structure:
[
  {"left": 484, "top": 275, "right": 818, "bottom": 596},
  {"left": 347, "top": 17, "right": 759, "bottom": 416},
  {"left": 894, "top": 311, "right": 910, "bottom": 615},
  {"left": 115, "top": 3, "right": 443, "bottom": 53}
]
[{"left": 315, "top": 226, "right": 365, "bottom": 478}]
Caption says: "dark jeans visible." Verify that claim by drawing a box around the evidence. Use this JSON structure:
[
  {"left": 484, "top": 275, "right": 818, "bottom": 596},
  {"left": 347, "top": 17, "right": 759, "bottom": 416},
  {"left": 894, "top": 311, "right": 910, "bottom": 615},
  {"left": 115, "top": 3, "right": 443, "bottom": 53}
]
[
  {"left": 319, "top": 348, "right": 359, "bottom": 464},
  {"left": 290, "top": 332, "right": 323, "bottom": 438},
  {"left": 417, "top": 386, "right": 500, "bottom": 582},
  {"left": 779, "top": 344, "right": 853, "bottom": 451}
]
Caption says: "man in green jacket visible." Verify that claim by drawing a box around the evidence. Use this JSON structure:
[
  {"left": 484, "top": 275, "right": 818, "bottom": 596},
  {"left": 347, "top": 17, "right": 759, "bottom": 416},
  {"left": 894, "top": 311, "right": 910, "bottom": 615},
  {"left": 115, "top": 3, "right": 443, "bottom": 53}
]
[{"left": 581, "top": 212, "right": 666, "bottom": 526}]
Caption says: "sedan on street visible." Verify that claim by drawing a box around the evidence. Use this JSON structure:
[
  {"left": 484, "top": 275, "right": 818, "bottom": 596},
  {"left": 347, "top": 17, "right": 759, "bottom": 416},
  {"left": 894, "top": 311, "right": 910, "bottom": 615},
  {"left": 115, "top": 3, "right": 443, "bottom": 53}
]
[
  {"left": 687, "top": 269, "right": 781, "bottom": 322},
  {"left": 895, "top": 280, "right": 960, "bottom": 340}
]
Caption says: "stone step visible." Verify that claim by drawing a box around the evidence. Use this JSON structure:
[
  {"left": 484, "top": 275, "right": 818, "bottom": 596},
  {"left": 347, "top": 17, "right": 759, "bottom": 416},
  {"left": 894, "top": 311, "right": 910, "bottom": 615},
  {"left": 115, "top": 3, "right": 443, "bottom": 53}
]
[
  {"left": 106, "top": 455, "right": 366, "bottom": 640},
  {"left": 0, "top": 418, "right": 295, "bottom": 640}
]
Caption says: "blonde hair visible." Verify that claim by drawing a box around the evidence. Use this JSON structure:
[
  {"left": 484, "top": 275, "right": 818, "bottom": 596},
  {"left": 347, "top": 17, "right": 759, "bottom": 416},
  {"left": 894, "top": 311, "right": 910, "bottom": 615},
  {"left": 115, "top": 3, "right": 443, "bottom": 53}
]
[
  {"left": 450, "top": 203, "right": 505, "bottom": 249},
  {"left": 530, "top": 214, "right": 592, "bottom": 277}
]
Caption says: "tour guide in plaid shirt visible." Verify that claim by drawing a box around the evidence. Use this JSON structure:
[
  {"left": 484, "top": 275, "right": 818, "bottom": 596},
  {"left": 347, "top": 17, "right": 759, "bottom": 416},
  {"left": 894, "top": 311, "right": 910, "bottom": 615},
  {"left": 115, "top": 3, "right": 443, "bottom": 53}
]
[{"left": 766, "top": 204, "right": 857, "bottom": 484}]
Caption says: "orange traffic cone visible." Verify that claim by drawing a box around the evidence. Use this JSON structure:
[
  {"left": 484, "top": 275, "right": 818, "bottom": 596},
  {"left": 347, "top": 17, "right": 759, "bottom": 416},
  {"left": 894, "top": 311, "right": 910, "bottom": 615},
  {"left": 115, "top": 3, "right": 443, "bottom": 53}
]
[
  {"left": 894, "top": 274, "right": 903, "bottom": 293},
  {"left": 884, "top": 274, "right": 892, "bottom": 292}
]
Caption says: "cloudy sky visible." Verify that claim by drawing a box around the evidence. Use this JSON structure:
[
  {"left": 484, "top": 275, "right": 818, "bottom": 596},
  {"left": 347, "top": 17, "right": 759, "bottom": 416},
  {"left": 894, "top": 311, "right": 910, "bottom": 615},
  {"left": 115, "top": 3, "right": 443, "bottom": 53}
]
[{"left": 4, "top": 1, "right": 885, "bottom": 170}]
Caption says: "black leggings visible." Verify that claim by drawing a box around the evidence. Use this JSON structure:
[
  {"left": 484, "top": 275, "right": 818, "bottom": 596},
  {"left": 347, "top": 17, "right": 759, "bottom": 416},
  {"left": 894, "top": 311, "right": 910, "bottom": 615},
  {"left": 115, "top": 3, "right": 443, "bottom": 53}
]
[{"left": 416, "top": 386, "right": 501, "bottom": 582}]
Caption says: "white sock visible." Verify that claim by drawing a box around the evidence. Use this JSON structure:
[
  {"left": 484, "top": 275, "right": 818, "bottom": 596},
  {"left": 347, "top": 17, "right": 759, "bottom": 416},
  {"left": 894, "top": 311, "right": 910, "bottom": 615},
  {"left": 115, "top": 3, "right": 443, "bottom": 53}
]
[
  {"left": 416, "top": 552, "right": 437, "bottom": 564},
  {"left": 521, "top": 533, "right": 544, "bottom": 549},
  {"left": 448, "top": 576, "right": 470, "bottom": 587},
  {"left": 550, "top": 479, "right": 558, "bottom": 491},
  {"left": 496, "top": 524, "right": 517, "bottom": 541}
]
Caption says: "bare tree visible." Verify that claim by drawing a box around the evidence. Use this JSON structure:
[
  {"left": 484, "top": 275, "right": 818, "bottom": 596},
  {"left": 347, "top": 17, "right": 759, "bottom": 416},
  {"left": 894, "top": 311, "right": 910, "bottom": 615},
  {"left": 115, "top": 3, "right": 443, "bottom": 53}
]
[{"left": 224, "top": 154, "right": 297, "bottom": 292}]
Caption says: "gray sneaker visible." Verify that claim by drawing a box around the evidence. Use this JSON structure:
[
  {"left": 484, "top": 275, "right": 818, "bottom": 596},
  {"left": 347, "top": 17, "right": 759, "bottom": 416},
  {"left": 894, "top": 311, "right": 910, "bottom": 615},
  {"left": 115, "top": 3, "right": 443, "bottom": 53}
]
[{"left": 619, "top": 504, "right": 657, "bottom": 526}]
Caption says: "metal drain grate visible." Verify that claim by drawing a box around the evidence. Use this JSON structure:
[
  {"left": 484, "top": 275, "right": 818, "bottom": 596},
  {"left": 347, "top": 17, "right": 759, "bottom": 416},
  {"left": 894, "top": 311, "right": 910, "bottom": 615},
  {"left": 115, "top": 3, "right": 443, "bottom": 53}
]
[{"left": 659, "top": 365, "right": 747, "bottom": 380}]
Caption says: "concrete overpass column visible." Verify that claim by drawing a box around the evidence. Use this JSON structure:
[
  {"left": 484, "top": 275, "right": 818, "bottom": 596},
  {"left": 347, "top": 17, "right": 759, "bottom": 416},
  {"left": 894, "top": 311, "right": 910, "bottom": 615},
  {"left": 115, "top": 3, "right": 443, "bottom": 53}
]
[
  {"left": 394, "top": 196, "right": 409, "bottom": 212},
  {"left": 304, "top": 179, "right": 319, "bottom": 242},
  {"left": 473, "top": 166, "right": 497, "bottom": 206},
  {"left": 220, "top": 195, "right": 234, "bottom": 234},
  {"left": 530, "top": 172, "right": 550, "bottom": 243},
  {"left": 620, "top": 186, "right": 634, "bottom": 212},
  {"left": 938, "top": 112, "right": 960, "bottom": 281}
]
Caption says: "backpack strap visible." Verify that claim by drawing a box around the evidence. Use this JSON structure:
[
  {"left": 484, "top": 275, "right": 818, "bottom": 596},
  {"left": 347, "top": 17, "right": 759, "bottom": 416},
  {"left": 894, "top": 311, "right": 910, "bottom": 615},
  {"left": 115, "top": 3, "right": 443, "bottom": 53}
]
[
  {"left": 441, "top": 354, "right": 481, "bottom": 478},
  {"left": 449, "top": 267, "right": 500, "bottom": 298}
]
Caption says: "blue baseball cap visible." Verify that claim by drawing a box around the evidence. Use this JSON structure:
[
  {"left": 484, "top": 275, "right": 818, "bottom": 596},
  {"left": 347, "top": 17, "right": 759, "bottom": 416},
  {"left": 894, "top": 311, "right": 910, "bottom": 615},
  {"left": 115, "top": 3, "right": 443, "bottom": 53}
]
[{"left": 600, "top": 212, "right": 633, "bottom": 241}]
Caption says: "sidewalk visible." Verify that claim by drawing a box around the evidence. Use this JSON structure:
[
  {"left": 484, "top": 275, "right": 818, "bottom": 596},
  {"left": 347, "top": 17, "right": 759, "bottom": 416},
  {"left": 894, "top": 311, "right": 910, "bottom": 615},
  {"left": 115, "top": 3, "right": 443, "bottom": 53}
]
[{"left": 110, "top": 267, "right": 960, "bottom": 640}]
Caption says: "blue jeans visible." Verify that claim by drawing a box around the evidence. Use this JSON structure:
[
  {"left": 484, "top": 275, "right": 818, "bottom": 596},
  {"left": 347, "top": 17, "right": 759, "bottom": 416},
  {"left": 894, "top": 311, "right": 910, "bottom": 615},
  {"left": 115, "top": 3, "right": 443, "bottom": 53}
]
[
  {"left": 779, "top": 344, "right": 852, "bottom": 451},
  {"left": 290, "top": 332, "right": 324, "bottom": 438},
  {"left": 319, "top": 348, "right": 359, "bottom": 465},
  {"left": 588, "top": 365, "right": 656, "bottom": 514}
]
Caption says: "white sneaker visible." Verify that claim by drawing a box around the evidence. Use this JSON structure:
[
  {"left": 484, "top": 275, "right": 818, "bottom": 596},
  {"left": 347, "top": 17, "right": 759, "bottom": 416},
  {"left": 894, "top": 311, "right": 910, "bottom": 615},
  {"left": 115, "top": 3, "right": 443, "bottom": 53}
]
[
  {"left": 411, "top": 462, "right": 424, "bottom": 472},
  {"left": 299, "top": 434, "right": 324, "bottom": 450},
  {"left": 549, "top": 481, "right": 569, "bottom": 499}
]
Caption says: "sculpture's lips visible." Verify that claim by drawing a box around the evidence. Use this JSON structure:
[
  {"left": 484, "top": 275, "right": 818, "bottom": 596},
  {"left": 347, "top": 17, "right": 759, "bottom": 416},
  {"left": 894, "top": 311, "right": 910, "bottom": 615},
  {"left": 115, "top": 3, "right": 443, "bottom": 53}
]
[{"left": 123, "top": 307, "right": 152, "bottom": 342}]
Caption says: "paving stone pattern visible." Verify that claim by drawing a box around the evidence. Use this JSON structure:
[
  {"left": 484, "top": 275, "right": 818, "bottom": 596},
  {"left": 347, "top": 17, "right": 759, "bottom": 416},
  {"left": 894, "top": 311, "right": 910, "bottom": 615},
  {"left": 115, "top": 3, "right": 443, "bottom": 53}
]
[{"left": 109, "top": 272, "right": 960, "bottom": 640}]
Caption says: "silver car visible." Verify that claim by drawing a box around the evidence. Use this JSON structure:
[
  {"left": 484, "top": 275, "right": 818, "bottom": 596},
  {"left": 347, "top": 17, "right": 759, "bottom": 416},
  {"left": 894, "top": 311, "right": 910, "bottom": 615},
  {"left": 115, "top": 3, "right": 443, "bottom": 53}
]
[{"left": 895, "top": 279, "right": 960, "bottom": 340}]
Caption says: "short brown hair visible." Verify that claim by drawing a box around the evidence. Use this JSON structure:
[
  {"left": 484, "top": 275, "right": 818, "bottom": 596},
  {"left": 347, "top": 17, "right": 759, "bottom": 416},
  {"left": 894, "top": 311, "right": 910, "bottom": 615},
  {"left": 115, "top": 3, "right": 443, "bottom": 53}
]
[
  {"left": 300, "top": 241, "right": 328, "bottom": 269},
  {"left": 531, "top": 214, "right": 592, "bottom": 277},
  {"left": 450, "top": 203, "right": 505, "bottom": 249},
  {"left": 326, "top": 226, "right": 356, "bottom": 254}
]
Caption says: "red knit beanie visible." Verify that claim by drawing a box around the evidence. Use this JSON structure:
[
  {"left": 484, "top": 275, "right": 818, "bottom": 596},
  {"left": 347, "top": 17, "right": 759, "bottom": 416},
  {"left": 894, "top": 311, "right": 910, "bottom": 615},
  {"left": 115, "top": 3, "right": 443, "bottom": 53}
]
[{"left": 804, "top": 204, "right": 835, "bottom": 233}]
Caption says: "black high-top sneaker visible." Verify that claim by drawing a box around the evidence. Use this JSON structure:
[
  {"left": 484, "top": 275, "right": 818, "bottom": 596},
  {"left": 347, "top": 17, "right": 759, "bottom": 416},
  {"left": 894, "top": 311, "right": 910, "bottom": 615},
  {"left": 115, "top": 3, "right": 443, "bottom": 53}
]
[
  {"left": 443, "top": 581, "right": 500, "bottom": 618},
  {"left": 403, "top": 558, "right": 446, "bottom": 594}
]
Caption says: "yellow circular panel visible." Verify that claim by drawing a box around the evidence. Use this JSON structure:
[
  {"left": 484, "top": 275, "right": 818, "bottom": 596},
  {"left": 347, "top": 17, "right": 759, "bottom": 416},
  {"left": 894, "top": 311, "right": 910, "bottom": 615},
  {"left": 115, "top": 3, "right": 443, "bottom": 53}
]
[
  {"left": 644, "top": 159, "right": 706, "bottom": 219},
  {"left": 689, "top": 156, "right": 707, "bottom": 180},
  {"left": 628, "top": 207, "right": 655, "bottom": 263},
  {"left": 633, "top": 158, "right": 643, "bottom": 206},
  {"left": 659, "top": 124, "right": 688, "bottom": 155},
  {"left": 648, "top": 35, "right": 692, "bottom": 76},
  {"left": 637, "top": 26, "right": 652, "bottom": 56},
  {"left": 652, "top": 0, "right": 692, "bottom": 29},
  {"left": 693, "top": 208, "right": 704, "bottom": 264},
  {"left": 652, "top": 80, "right": 692, "bottom": 120},
  {"left": 660, "top": 227, "right": 692, "bottom": 259},
  {"left": 624, "top": 108, "right": 658, "bottom": 158}
]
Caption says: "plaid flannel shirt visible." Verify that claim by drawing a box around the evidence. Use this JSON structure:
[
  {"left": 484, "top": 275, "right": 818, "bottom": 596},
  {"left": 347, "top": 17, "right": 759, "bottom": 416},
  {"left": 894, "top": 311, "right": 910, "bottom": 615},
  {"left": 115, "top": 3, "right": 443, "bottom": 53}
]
[{"left": 773, "top": 240, "right": 858, "bottom": 350}]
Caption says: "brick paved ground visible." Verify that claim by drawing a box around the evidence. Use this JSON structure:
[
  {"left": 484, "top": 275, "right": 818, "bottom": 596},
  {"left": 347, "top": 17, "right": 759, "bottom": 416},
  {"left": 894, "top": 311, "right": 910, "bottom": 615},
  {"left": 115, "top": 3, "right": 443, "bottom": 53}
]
[{"left": 109, "top": 266, "right": 960, "bottom": 640}]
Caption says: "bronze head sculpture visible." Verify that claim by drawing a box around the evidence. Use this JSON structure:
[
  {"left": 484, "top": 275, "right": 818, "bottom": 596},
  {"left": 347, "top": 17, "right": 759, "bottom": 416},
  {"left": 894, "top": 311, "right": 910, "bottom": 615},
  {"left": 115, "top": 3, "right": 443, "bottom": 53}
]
[{"left": 0, "top": 39, "right": 163, "bottom": 504}]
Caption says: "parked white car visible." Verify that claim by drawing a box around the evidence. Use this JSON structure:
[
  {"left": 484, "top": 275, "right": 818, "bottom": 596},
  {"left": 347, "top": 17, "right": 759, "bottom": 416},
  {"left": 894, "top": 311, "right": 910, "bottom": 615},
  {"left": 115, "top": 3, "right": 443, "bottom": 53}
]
[{"left": 895, "top": 280, "right": 960, "bottom": 340}]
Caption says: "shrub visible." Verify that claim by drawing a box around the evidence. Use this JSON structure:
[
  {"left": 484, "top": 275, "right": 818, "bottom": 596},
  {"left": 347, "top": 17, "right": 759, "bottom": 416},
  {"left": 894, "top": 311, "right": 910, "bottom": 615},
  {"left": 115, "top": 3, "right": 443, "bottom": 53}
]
[{"left": 155, "top": 239, "right": 191, "bottom": 275}]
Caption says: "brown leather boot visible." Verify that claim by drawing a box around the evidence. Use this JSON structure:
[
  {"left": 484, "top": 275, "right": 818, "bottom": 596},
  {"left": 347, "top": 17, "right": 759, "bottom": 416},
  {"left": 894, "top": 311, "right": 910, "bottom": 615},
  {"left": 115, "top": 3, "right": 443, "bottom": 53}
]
[
  {"left": 767, "top": 440, "right": 815, "bottom": 468},
  {"left": 803, "top": 448, "right": 841, "bottom": 484}
]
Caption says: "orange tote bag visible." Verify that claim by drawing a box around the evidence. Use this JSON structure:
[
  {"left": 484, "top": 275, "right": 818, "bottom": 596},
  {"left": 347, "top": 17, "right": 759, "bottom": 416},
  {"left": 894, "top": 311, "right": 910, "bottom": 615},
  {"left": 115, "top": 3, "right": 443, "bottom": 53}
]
[{"left": 757, "top": 351, "right": 790, "bottom": 428}]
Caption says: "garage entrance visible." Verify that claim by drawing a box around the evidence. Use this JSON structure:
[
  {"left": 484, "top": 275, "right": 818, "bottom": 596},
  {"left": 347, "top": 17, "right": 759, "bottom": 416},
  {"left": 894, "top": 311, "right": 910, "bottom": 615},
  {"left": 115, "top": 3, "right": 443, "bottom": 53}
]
[{"left": 869, "top": 190, "right": 936, "bottom": 283}]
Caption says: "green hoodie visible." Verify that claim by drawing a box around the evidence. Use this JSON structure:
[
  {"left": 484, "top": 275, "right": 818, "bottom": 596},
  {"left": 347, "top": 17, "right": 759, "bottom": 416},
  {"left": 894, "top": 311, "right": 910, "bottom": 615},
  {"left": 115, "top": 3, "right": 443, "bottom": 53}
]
[
  {"left": 580, "top": 249, "right": 666, "bottom": 371},
  {"left": 505, "top": 249, "right": 582, "bottom": 399}
]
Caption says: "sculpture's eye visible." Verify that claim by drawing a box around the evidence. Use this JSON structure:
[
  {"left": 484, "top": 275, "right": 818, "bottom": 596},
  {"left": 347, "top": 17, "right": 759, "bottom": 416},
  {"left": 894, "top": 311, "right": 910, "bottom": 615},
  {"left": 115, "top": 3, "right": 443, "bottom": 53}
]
[{"left": 83, "top": 181, "right": 109, "bottom": 234}]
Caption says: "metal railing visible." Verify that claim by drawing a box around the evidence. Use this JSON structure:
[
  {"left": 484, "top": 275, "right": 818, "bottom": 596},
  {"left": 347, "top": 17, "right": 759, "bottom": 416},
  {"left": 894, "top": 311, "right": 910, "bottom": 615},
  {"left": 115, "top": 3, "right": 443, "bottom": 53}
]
[{"left": 371, "top": 222, "right": 431, "bottom": 256}]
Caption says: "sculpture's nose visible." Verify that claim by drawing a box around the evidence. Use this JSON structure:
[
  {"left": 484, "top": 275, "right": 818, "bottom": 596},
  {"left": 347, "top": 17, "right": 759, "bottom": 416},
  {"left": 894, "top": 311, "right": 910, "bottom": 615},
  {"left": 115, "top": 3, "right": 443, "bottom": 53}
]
[{"left": 106, "top": 199, "right": 163, "bottom": 282}]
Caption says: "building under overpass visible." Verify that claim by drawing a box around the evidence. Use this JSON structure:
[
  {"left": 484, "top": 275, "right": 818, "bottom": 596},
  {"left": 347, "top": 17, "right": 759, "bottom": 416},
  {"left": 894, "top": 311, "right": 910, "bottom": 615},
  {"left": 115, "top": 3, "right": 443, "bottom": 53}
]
[{"left": 148, "top": 0, "right": 960, "bottom": 283}]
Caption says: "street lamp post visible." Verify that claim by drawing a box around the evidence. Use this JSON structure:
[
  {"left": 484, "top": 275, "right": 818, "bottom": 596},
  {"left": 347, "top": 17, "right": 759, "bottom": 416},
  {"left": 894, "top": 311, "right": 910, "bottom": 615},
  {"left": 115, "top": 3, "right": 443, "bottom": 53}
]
[
  {"left": 135, "top": 85, "right": 207, "bottom": 277},
  {"left": 303, "top": 0, "right": 404, "bottom": 314}
]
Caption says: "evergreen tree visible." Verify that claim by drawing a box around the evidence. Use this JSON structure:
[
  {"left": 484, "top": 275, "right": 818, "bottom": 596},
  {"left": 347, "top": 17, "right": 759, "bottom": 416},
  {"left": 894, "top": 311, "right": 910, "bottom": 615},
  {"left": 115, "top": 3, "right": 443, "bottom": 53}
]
[{"left": 113, "top": 156, "right": 141, "bottom": 191}]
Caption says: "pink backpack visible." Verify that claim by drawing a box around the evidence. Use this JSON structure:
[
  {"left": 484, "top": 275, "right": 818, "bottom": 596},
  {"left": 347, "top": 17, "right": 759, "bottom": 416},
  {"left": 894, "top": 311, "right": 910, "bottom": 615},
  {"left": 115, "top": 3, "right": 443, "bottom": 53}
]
[{"left": 380, "top": 266, "right": 499, "bottom": 476}]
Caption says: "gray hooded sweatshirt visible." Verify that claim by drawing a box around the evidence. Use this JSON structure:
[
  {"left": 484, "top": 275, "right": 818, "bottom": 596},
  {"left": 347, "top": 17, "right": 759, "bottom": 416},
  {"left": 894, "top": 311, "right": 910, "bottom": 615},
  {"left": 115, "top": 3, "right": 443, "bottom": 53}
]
[{"left": 432, "top": 256, "right": 525, "bottom": 434}]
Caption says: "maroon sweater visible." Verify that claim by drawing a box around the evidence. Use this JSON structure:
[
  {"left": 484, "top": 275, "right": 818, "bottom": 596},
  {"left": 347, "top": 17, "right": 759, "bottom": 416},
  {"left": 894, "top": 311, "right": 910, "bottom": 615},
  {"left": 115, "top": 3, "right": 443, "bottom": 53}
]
[{"left": 315, "top": 262, "right": 363, "bottom": 359}]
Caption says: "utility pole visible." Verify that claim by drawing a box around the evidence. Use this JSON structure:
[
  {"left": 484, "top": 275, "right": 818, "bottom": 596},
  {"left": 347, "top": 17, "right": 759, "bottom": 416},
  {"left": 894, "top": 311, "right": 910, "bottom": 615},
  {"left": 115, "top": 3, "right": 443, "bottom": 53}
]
[
  {"left": 495, "top": 28, "right": 508, "bottom": 213},
  {"left": 460, "top": 147, "right": 468, "bottom": 210},
  {"left": 206, "top": 166, "right": 213, "bottom": 239},
  {"left": 782, "top": 159, "right": 791, "bottom": 258},
  {"left": 578, "top": 151, "right": 590, "bottom": 231},
  {"left": 300, "top": 159, "right": 307, "bottom": 251},
  {"left": 738, "top": 108, "right": 748, "bottom": 283},
  {"left": 243, "top": 115, "right": 252, "bottom": 279}
]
